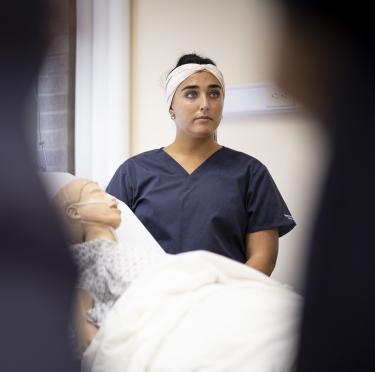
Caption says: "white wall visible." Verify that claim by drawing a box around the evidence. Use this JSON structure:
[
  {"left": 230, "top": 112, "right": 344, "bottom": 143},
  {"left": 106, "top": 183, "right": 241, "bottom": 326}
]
[{"left": 131, "top": 0, "right": 328, "bottom": 292}]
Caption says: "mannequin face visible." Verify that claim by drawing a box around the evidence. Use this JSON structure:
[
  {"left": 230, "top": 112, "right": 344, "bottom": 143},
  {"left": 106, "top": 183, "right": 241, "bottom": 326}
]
[
  {"left": 170, "top": 71, "right": 224, "bottom": 139},
  {"left": 66, "top": 181, "right": 121, "bottom": 230}
]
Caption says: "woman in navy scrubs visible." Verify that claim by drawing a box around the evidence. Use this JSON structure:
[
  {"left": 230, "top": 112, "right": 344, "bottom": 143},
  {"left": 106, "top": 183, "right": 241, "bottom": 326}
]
[{"left": 107, "top": 53, "right": 296, "bottom": 276}]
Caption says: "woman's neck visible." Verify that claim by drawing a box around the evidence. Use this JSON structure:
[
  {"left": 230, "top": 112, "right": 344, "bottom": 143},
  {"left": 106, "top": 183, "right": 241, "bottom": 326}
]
[
  {"left": 166, "top": 135, "right": 221, "bottom": 158},
  {"left": 164, "top": 136, "right": 222, "bottom": 175}
]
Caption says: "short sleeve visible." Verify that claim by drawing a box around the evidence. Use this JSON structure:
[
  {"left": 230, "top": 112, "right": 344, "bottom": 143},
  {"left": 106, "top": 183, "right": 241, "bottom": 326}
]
[
  {"left": 106, "top": 162, "right": 133, "bottom": 208},
  {"left": 246, "top": 163, "right": 296, "bottom": 237}
]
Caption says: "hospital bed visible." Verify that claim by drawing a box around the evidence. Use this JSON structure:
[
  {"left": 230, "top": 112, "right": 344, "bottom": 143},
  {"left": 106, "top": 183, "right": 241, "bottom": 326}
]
[{"left": 80, "top": 200, "right": 302, "bottom": 372}]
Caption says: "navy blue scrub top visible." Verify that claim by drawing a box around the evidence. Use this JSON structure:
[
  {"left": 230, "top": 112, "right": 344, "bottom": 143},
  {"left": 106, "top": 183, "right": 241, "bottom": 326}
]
[{"left": 106, "top": 147, "right": 296, "bottom": 263}]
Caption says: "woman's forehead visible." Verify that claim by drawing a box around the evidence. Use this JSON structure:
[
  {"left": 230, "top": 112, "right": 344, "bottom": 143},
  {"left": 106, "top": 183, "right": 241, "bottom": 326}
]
[{"left": 178, "top": 71, "right": 222, "bottom": 90}]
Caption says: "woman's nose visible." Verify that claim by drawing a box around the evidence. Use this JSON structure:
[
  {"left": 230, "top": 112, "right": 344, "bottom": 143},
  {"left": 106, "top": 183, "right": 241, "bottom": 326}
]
[{"left": 199, "top": 95, "right": 209, "bottom": 111}]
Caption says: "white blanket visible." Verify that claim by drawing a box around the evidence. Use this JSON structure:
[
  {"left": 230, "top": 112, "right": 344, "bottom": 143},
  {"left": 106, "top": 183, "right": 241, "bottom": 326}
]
[{"left": 82, "top": 250, "right": 302, "bottom": 372}]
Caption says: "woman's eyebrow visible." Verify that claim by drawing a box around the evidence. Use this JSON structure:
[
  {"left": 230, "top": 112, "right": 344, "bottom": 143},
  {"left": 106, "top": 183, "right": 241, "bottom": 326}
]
[
  {"left": 181, "top": 85, "right": 199, "bottom": 91},
  {"left": 181, "top": 84, "right": 222, "bottom": 91},
  {"left": 208, "top": 84, "right": 222, "bottom": 90}
]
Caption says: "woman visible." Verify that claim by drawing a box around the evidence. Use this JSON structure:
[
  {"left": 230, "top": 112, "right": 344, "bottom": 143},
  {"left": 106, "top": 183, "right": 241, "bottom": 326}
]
[{"left": 107, "top": 53, "right": 296, "bottom": 275}]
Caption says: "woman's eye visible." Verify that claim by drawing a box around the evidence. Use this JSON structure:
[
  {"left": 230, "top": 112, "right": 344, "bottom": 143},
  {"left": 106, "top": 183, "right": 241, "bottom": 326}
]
[
  {"left": 209, "top": 90, "right": 221, "bottom": 98},
  {"left": 185, "top": 90, "right": 198, "bottom": 98}
]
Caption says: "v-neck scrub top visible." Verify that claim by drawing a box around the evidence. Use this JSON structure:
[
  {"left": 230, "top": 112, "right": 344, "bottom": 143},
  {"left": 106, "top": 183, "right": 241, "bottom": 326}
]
[{"left": 106, "top": 147, "right": 296, "bottom": 263}]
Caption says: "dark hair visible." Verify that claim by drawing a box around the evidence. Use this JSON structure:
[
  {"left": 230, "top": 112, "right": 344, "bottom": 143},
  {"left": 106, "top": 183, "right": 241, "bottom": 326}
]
[{"left": 170, "top": 53, "right": 216, "bottom": 74}]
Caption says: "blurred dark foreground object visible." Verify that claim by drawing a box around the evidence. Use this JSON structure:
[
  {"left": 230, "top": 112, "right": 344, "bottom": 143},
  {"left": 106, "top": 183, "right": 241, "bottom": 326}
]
[
  {"left": 0, "top": 1, "right": 78, "bottom": 371},
  {"left": 276, "top": 1, "right": 375, "bottom": 371}
]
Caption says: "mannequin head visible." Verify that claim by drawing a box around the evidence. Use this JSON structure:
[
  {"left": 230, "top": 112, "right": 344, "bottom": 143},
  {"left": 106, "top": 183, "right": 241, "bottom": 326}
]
[{"left": 52, "top": 178, "right": 121, "bottom": 244}]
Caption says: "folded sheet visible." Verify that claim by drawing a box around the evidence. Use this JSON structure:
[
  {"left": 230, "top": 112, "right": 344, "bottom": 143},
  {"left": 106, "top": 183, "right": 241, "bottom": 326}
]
[{"left": 82, "top": 250, "right": 302, "bottom": 372}]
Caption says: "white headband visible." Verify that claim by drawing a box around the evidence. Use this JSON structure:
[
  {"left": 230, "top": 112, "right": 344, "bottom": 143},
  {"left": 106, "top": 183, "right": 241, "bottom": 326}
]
[{"left": 165, "top": 63, "right": 225, "bottom": 108}]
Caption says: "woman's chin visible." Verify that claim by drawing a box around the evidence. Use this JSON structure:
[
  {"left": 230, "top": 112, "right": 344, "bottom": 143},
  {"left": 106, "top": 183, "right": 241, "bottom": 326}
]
[{"left": 191, "top": 128, "right": 215, "bottom": 139}]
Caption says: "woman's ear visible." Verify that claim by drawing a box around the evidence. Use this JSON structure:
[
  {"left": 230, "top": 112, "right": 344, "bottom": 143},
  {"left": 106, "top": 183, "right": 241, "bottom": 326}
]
[{"left": 66, "top": 205, "right": 81, "bottom": 220}]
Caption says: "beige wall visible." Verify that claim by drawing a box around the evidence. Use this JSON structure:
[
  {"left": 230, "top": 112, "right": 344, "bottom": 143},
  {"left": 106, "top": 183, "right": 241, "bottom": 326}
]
[{"left": 131, "top": 0, "right": 328, "bottom": 292}]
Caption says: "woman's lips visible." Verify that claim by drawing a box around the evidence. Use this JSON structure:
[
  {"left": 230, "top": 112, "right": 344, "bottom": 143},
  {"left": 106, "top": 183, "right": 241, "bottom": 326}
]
[{"left": 195, "top": 116, "right": 212, "bottom": 121}]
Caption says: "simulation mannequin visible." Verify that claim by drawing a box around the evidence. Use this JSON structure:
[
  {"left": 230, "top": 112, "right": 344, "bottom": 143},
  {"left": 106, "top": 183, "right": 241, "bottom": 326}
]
[{"left": 45, "top": 172, "right": 164, "bottom": 353}]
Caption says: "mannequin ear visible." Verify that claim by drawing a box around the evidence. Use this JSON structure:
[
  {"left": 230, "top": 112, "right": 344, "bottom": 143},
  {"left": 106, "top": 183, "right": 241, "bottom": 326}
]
[{"left": 66, "top": 205, "right": 81, "bottom": 220}]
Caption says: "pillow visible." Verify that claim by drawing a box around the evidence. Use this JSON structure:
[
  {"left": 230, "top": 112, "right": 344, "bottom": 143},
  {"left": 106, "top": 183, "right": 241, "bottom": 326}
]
[{"left": 114, "top": 198, "right": 165, "bottom": 255}]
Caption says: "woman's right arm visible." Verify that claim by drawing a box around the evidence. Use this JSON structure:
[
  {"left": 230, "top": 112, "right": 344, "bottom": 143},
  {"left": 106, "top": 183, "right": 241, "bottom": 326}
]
[{"left": 72, "top": 288, "right": 98, "bottom": 355}]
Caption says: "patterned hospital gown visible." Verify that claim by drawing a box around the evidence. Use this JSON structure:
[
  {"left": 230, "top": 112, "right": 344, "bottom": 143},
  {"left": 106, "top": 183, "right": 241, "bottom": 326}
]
[{"left": 70, "top": 238, "right": 165, "bottom": 327}]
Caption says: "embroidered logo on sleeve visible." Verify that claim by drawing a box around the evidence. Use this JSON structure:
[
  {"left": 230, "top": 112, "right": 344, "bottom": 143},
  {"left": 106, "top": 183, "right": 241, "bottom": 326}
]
[{"left": 284, "top": 214, "right": 294, "bottom": 221}]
